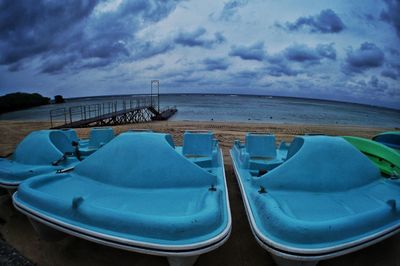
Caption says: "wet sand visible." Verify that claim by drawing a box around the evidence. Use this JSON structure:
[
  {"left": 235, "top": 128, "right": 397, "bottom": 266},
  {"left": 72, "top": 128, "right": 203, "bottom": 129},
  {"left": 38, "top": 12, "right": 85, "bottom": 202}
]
[{"left": 0, "top": 120, "right": 399, "bottom": 266}]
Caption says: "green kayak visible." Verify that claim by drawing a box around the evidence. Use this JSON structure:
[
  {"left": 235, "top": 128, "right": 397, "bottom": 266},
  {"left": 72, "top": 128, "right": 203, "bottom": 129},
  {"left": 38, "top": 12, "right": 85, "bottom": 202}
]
[{"left": 343, "top": 136, "right": 400, "bottom": 176}]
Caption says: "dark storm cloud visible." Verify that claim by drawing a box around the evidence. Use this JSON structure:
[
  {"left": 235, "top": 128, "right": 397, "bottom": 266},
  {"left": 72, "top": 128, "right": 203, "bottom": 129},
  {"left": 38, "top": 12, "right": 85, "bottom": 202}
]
[
  {"left": 276, "top": 9, "right": 345, "bottom": 33},
  {"left": 132, "top": 41, "right": 174, "bottom": 60},
  {"left": 172, "top": 75, "right": 203, "bottom": 84},
  {"left": 234, "top": 70, "right": 260, "bottom": 79},
  {"left": 7, "top": 62, "right": 24, "bottom": 72},
  {"left": 285, "top": 45, "right": 320, "bottom": 62},
  {"left": 213, "top": 0, "right": 248, "bottom": 21},
  {"left": 202, "top": 58, "right": 230, "bottom": 71},
  {"left": 260, "top": 43, "right": 336, "bottom": 77},
  {"left": 380, "top": 0, "right": 400, "bottom": 38},
  {"left": 144, "top": 63, "right": 164, "bottom": 71},
  {"left": 174, "top": 28, "right": 226, "bottom": 48},
  {"left": 227, "top": 70, "right": 262, "bottom": 86},
  {"left": 40, "top": 54, "right": 79, "bottom": 74},
  {"left": 343, "top": 42, "right": 385, "bottom": 73},
  {"left": 261, "top": 53, "right": 300, "bottom": 77},
  {"left": 80, "top": 59, "right": 114, "bottom": 70},
  {"left": 0, "top": 0, "right": 98, "bottom": 65},
  {"left": 381, "top": 69, "right": 398, "bottom": 80},
  {"left": 229, "top": 41, "right": 266, "bottom": 61},
  {"left": 265, "top": 63, "right": 300, "bottom": 77},
  {"left": 388, "top": 48, "right": 400, "bottom": 56},
  {"left": 0, "top": 0, "right": 181, "bottom": 73},
  {"left": 284, "top": 43, "right": 336, "bottom": 62},
  {"left": 364, "top": 14, "right": 376, "bottom": 22},
  {"left": 381, "top": 63, "right": 400, "bottom": 80},
  {"left": 368, "top": 76, "right": 388, "bottom": 91},
  {"left": 316, "top": 43, "right": 337, "bottom": 60}
]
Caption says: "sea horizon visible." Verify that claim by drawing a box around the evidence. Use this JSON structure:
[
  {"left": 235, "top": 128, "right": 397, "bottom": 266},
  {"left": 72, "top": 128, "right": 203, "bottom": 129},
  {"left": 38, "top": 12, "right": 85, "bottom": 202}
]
[
  {"left": 64, "top": 92, "right": 399, "bottom": 112},
  {"left": 1, "top": 94, "right": 399, "bottom": 129}
]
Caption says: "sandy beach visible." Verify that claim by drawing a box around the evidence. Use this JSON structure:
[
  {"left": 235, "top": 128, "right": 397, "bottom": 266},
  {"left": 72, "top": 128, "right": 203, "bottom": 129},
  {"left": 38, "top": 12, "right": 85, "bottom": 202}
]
[{"left": 0, "top": 120, "right": 399, "bottom": 266}]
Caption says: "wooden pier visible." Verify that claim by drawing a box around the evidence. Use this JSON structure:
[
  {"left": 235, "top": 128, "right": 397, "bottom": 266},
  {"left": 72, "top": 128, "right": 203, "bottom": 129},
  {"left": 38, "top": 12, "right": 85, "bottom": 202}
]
[{"left": 50, "top": 82, "right": 177, "bottom": 129}]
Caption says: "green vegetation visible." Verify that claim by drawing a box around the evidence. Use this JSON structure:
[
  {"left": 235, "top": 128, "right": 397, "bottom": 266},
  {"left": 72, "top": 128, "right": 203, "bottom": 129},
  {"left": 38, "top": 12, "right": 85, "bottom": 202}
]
[
  {"left": 54, "top": 95, "right": 65, "bottom": 104},
  {"left": 0, "top": 92, "right": 50, "bottom": 114}
]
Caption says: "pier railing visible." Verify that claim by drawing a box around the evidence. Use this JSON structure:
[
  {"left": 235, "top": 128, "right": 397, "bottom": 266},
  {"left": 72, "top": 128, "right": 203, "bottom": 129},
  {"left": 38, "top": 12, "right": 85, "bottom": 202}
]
[{"left": 50, "top": 95, "right": 159, "bottom": 128}]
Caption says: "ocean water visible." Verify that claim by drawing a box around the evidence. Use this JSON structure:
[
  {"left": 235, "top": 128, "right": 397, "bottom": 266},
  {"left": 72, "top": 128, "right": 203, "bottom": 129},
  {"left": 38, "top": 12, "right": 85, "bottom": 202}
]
[{"left": 0, "top": 94, "right": 399, "bottom": 128}]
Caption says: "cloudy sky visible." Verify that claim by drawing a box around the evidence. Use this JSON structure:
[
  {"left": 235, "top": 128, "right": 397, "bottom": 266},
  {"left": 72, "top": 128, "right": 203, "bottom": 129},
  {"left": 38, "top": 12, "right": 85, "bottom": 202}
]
[{"left": 0, "top": 0, "right": 399, "bottom": 108}]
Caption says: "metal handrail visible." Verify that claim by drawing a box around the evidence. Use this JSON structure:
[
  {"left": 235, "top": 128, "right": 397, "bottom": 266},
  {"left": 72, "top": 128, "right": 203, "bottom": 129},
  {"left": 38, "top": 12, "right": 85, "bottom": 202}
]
[{"left": 49, "top": 95, "right": 160, "bottom": 127}]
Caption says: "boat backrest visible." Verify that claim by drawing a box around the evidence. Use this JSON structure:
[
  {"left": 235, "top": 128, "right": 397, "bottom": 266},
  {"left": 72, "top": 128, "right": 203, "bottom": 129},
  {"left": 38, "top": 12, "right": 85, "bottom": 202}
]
[
  {"left": 257, "top": 136, "right": 381, "bottom": 192},
  {"left": 49, "top": 131, "right": 75, "bottom": 154},
  {"left": 182, "top": 131, "right": 215, "bottom": 157},
  {"left": 74, "top": 132, "right": 216, "bottom": 188},
  {"left": 61, "top": 129, "right": 79, "bottom": 143},
  {"left": 285, "top": 138, "right": 304, "bottom": 160},
  {"left": 14, "top": 130, "right": 72, "bottom": 165},
  {"left": 88, "top": 128, "right": 115, "bottom": 148},
  {"left": 245, "top": 133, "right": 277, "bottom": 158}
]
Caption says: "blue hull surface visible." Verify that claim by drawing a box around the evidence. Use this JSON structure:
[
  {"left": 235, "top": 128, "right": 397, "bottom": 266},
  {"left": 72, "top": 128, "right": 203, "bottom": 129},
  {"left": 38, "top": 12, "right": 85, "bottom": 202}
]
[
  {"left": 13, "top": 131, "right": 231, "bottom": 264},
  {"left": 0, "top": 130, "right": 80, "bottom": 189},
  {"left": 231, "top": 135, "right": 400, "bottom": 265}
]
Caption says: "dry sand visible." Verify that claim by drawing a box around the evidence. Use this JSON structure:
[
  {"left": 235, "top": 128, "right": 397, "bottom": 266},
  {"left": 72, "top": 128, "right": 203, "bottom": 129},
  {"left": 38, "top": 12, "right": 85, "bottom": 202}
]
[{"left": 0, "top": 120, "right": 399, "bottom": 266}]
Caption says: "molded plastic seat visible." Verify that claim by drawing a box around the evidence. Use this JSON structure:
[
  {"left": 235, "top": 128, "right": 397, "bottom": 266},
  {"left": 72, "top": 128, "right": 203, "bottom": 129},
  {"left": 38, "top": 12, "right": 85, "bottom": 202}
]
[
  {"left": 246, "top": 133, "right": 277, "bottom": 158},
  {"left": 61, "top": 129, "right": 91, "bottom": 151},
  {"left": 0, "top": 130, "right": 79, "bottom": 188},
  {"left": 78, "top": 127, "right": 115, "bottom": 156},
  {"left": 231, "top": 135, "right": 400, "bottom": 263},
  {"left": 14, "top": 132, "right": 230, "bottom": 252},
  {"left": 182, "top": 131, "right": 215, "bottom": 156},
  {"left": 61, "top": 129, "right": 80, "bottom": 143},
  {"left": 232, "top": 133, "right": 287, "bottom": 172},
  {"left": 181, "top": 131, "right": 218, "bottom": 168}
]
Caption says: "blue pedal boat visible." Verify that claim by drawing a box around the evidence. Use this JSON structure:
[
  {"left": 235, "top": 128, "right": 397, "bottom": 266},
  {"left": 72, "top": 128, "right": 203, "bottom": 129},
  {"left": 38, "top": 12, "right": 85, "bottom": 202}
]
[
  {"left": 231, "top": 135, "right": 400, "bottom": 266},
  {"left": 373, "top": 131, "right": 400, "bottom": 152},
  {"left": 13, "top": 131, "right": 231, "bottom": 266},
  {"left": 0, "top": 130, "right": 80, "bottom": 191}
]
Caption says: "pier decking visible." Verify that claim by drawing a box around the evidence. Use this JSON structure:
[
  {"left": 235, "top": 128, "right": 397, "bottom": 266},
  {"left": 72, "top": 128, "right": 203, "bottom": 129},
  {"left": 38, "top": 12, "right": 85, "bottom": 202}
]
[{"left": 50, "top": 95, "right": 177, "bottom": 129}]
